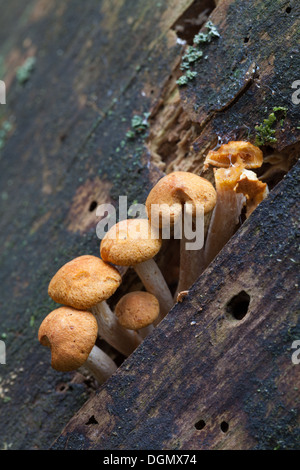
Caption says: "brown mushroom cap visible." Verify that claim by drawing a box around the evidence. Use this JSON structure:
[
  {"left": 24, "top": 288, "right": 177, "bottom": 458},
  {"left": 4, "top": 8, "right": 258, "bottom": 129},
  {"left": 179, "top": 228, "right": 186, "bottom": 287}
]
[
  {"left": 48, "top": 255, "right": 122, "bottom": 310},
  {"left": 100, "top": 219, "right": 162, "bottom": 266},
  {"left": 38, "top": 307, "right": 98, "bottom": 372},
  {"left": 115, "top": 291, "right": 160, "bottom": 330},
  {"left": 204, "top": 141, "right": 263, "bottom": 170},
  {"left": 145, "top": 171, "right": 217, "bottom": 228}
]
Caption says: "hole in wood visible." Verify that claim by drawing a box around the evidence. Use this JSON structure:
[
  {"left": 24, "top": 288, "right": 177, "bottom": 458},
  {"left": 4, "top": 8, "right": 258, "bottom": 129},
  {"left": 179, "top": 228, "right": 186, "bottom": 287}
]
[
  {"left": 244, "top": 37, "right": 249, "bottom": 43},
  {"left": 225, "top": 291, "right": 250, "bottom": 321},
  {"left": 85, "top": 415, "right": 98, "bottom": 425},
  {"left": 286, "top": 6, "right": 292, "bottom": 14},
  {"left": 89, "top": 201, "right": 97, "bottom": 212},
  {"left": 171, "top": 0, "right": 216, "bottom": 44},
  {"left": 195, "top": 419, "right": 206, "bottom": 430},
  {"left": 55, "top": 382, "right": 68, "bottom": 393},
  {"left": 220, "top": 421, "right": 229, "bottom": 433}
]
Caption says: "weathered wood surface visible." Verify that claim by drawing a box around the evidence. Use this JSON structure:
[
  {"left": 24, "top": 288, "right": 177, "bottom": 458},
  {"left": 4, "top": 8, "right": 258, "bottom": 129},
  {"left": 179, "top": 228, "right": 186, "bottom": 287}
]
[
  {"left": 0, "top": 0, "right": 299, "bottom": 450},
  {"left": 53, "top": 161, "right": 300, "bottom": 450},
  {"left": 181, "top": 0, "right": 300, "bottom": 152},
  {"left": 0, "top": 0, "right": 195, "bottom": 450}
]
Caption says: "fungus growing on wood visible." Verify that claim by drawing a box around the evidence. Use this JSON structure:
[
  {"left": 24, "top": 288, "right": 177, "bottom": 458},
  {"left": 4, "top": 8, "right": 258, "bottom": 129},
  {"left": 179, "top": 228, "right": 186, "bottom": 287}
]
[
  {"left": 145, "top": 171, "right": 216, "bottom": 293},
  {"left": 48, "top": 255, "right": 141, "bottom": 356},
  {"left": 203, "top": 141, "right": 263, "bottom": 171},
  {"left": 204, "top": 166, "right": 246, "bottom": 268},
  {"left": 115, "top": 291, "right": 160, "bottom": 338},
  {"left": 203, "top": 141, "right": 267, "bottom": 269},
  {"left": 100, "top": 218, "right": 173, "bottom": 323},
  {"left": 38, "top": 307, "right": 117, "bottom": 384},
  {"left": 234, "top": 169, "right": 269, "bottom": 217}
]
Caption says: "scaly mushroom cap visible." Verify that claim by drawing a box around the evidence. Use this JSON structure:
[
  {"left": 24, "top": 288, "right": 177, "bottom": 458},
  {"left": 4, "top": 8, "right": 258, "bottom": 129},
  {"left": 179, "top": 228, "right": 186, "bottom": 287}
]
[
  {"left": 115, "top": 291, "right": 160, "bottom": 330},
  {"left": 204, "top": 141, "right": 263, "bottom": 170},
  {"left": 38, "top": 307, "right": 98, "bottom": 372},
  {"left": 146, "top": 171, "right": 217, "bottom": 228},
  {"left": 48, "top": 255, "right": 122, "bottom": 310},
  {"left": 100, "top": 219, "right": 162, "bottom": 266}
]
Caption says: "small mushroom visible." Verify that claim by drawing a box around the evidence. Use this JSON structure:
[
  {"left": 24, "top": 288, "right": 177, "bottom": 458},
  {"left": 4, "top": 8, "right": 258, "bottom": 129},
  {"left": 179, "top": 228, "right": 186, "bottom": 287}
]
[
  {"left": 38, "top": 307, "right": 117, "bottom": 384},
  {"left": 203, "top": 141, "right": 263, "bottom": 171},
  {"left": 100, "top": 218, "right": 173, "bottom": 323},
  {"left": 145, "top": 171, "right": 217, "bottom": 293},
  {"left": 48, "top": 255, "right": 141, "bottom": 356},
  {"left": 203, "top": 141, "right": 266, "bottom": 270},
  {"left": 203, "top": 166, "right": 246, "bottom": 268},
  {"left": 115, "top": 291, "right": 160, "bottom": 338},
  {"left": 234, "top": 169, "right": 269, "bottom": 217}
]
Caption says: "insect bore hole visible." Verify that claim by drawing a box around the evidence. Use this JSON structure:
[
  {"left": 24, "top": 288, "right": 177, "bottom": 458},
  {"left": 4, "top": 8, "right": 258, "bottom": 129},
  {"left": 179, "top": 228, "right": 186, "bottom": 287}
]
[
  {"left": 89, "top": 201, "right": 98, "bottom": 212},
  {"left": 195, "top": 419, "right": 206, "bottom": 431},
  {"left": 225, "top": 290, "right": 250, "bottom": 321},
  {"left": 220, "top": 421, "right": 229, "bottom": 433}
]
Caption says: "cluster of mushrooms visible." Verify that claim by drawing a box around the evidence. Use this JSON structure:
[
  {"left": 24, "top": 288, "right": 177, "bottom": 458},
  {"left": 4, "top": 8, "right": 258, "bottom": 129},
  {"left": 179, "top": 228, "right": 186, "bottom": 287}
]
[{"left": 38, "top": 141, "right": 268, "bottom": 385}]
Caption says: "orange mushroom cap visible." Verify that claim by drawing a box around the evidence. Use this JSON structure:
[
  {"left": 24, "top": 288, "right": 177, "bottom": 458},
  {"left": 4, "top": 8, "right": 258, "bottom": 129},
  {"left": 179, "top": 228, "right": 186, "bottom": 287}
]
[
  {"left": 100, "top": 219, "right": 162, "bottom": 266},
  {"left": 213, "top": 166, "right": 244, "bottom": 191},
  {"left": 146, "top": 171, "right": 217, "bottom": 228},
  {"left": 204, "top": 141, "right": 263, "bottom": 170},
  {"left": 38, "top": 307, "right": 98, "bottom": 372},
  {"left": 234, "top": 169, "right": 269, "bottom": 216},
  {"left": 115, "top": 291, "right": 160, "bottom": 330},
  {"left": 48, "top": 255, "right": 122, "bottom": 310}
]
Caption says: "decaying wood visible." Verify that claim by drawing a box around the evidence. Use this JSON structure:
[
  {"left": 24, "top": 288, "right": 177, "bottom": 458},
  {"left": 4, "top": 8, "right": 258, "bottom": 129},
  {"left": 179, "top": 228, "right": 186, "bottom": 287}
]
[
  {"left": 52, "top": 161, "right": 300, "bottom": 450},
  {"left": 0, "top": 0, "right": 195, "bottom": 449},
  {"left": 0, "top": 0, "right": 299, "bottom": 450},
  {"left": 148, "top": 0, "right": 300, "bottom": 178}
]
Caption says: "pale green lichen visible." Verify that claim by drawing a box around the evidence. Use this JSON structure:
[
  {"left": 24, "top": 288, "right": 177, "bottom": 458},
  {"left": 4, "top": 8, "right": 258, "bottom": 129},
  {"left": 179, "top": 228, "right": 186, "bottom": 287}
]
[
  {"left": 16, "top": 57, "right": 36, "bottom": 85},
  {"left": 126, "top": 112, "right": 150, "bottom": 140},
  {"left": 177, "top": 70, "right": 197, "bottom": 86},
  {"left": 177, "top": 21, "right": 220, "bottom": 86}
]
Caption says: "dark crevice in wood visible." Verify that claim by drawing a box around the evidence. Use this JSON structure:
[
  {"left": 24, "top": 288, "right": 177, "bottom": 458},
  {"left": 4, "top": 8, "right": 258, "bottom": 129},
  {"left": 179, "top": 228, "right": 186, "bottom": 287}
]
[
  {"left": 195, "top": 419, "right": 206, "bottom": 430},
  {"left": 172, "top": 0, "right": 216, "bottom": 44},
  {"left": 225, "top": 291, "right": 250, "bottom": 321},
  {"left": 85, "top": 415, "right": 98, "bottom": 426}
]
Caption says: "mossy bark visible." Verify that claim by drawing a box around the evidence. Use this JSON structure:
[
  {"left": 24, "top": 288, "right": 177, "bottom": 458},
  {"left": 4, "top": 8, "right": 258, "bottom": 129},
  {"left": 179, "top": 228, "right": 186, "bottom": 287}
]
[{"left": 0, "top": 0, "right": 299, "bottom": 450}]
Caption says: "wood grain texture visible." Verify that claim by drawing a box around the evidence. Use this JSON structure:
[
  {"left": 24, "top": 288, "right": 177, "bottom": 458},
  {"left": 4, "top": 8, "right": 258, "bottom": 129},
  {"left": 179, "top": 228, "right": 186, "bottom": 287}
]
[
  {"left": 180, "top": 0, "right": 300, "bottom": 152},
  {"left": 0, "top": 0, "right": 193, "bottom": 449},
  {"left": 52, "top": 161, "right": 300, "bottom": 450},
  {"left": 0, "top": 0, "right": 299, "bottom": 450}
]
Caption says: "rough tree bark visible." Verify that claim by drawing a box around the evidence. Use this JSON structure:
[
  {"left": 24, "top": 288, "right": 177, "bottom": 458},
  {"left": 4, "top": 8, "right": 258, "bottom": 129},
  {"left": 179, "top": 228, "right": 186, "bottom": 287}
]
[{"left": 0, "top": 0, "right": 299, "bottom": 450}]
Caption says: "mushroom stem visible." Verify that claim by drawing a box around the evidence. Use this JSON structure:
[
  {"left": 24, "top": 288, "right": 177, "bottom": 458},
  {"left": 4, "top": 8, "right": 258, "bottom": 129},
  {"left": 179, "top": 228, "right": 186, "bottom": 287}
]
[
  {"left": 204, "top": 187, "right": 245, "bottom": 268},
  {"left": 174, "top": 214, "right": 202, "bottom": 299},
  {"left": 134, "top": 259, "right": 173, "bottom": 323},
  {"left": 176, "top": 232, "right": 202, "bottom": 295},
  {"left": 175, "top": 206, "right": 212, "bottom": 296},
  {"left": 91, "top": 301, "right": 142, "bottom": 356},
  {"left": 138, "top": 324, "right": 155, "bottom": 339},
  {"left": 78, "top": 345, "right": 117, "bottom": 384}
]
